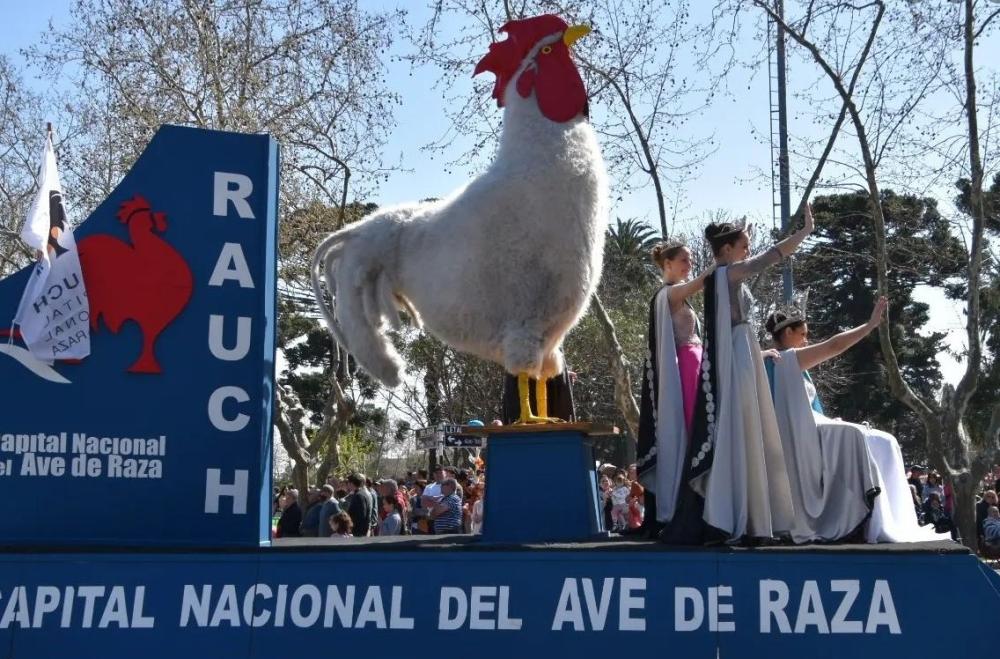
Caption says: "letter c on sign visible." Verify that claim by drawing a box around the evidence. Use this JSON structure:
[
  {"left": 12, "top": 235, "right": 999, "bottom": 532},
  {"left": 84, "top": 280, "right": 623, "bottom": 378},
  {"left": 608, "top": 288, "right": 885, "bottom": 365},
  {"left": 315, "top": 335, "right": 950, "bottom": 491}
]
[{"left": 209, "top": 386, "right": 251, "bottom": 431}]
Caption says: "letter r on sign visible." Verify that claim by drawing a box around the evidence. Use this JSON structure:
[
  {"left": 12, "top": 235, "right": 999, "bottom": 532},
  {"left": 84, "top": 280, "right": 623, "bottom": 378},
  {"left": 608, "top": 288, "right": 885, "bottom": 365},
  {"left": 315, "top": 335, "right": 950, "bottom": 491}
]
[{"left": 213, "top": 172, "right": 255, "bottom": 219}]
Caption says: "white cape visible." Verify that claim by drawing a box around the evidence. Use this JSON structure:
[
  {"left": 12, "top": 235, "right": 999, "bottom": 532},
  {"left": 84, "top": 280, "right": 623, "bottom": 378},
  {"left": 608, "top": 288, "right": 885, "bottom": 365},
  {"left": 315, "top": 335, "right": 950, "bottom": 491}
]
[
  {"left": 695, "top": 268, "right": 794, "bottom": 539},
  {"left": 772, "top": 350, "right": 947, "bottom": 544},
  {"left": 771, "top": 351, "right": 877, "bottom": 543},
  {"left": 640, "top": 286, "right": 688, "bottom": 522},
  {"left": 649, "top": 285, "right": 687, "bottom": 522}
]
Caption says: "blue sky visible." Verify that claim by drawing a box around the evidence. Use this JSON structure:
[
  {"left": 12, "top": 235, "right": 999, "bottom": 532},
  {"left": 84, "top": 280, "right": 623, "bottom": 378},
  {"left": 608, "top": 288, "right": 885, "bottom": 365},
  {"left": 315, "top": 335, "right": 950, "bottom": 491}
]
[{"left": 3, "top": 0, "right": 996, "bottom": 384}]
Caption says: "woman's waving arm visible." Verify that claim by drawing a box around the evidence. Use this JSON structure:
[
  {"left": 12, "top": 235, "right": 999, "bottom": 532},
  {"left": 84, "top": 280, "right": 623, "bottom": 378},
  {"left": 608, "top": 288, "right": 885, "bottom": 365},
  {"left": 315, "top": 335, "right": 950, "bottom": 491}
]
[{"left": 795, "top": 297, "right": 887, "bottom": 372}]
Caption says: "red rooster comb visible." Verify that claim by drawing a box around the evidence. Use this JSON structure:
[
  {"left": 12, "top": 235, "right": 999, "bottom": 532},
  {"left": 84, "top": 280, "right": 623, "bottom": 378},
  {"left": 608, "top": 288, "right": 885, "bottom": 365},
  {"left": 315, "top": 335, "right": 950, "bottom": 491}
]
[
  {"left": 474, "top": 14, "right": 570, "bottom": 107},
  {"left": 118, "top": 194, "right": 166, "bottom": 231},
  {"left": 117, "top": 195, "right": 152, "bottom": 224}
]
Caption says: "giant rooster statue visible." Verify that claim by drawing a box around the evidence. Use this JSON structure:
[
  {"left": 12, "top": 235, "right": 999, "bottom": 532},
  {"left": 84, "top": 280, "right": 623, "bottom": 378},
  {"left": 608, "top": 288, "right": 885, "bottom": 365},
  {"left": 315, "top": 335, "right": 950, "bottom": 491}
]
[{"left": 311, "top": 14, "right": 607, "bottom": 423}]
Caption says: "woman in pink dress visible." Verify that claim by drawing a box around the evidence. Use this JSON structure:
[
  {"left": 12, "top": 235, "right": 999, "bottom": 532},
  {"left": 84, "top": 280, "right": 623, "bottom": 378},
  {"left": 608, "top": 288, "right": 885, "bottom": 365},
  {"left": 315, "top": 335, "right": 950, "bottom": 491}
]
[{"left": 636, "top": 242, "right": 714, "bottom": 532}]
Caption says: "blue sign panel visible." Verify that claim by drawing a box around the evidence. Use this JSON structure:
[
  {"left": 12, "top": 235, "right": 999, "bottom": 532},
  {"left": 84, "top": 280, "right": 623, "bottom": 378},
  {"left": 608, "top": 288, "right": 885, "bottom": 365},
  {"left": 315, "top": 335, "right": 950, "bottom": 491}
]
[
  {"left": 0, "top": 548, "right": 994, "bottom": 658},
  {"left": 0, "top": 125, "right": 278, "bottom": 547}
]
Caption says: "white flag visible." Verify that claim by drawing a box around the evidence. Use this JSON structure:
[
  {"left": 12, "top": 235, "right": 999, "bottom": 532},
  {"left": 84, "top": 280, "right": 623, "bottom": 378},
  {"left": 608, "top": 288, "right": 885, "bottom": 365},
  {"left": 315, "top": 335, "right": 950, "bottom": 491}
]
[{"left": 12, "top": 133, "right": 91, "bottom": 362}]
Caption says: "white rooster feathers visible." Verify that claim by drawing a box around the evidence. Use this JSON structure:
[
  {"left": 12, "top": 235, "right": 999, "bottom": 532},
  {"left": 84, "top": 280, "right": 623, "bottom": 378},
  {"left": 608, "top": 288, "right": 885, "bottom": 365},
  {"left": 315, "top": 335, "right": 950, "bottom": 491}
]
[{"left": 312, "top": 26, "right": 608, "bottom": 387}]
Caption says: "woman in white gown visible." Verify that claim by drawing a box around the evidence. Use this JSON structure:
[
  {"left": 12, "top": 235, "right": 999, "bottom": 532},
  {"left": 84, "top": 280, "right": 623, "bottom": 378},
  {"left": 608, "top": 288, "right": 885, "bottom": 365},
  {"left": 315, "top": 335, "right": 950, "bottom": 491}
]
[
  {"left": 764, "top": 297, "right": 948, "bottom": 543},
  {"left": 662, "top": 209, "right": 812, "bottom": 545}
]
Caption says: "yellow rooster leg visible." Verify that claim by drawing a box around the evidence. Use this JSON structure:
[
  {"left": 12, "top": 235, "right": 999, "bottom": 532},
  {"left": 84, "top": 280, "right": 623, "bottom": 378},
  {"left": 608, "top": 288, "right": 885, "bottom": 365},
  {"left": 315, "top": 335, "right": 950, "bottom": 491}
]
[
  {"left": 535, "top": 377, "right": 549, "bottom": 418},
  {"left": 514, "top": 372, "right": 562, "bottom": 424},
  {"left": 535, "top": 377, "right": 565, "bottom": 422}
]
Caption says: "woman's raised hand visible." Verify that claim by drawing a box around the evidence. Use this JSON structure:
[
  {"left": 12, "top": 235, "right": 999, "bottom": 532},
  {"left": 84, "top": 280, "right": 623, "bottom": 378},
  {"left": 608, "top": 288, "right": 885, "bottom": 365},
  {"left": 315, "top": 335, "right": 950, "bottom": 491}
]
[
  {"left": 803, "top": 203, "right": 815, "bottom": 233},
  {"left": 868, "top": 296, "right": 888, "bottom": 328}
]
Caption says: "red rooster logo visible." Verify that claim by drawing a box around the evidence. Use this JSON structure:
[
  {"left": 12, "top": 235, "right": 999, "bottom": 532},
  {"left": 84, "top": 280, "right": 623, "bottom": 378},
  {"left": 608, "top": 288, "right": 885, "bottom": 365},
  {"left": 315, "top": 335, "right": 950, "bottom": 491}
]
[{"left": 78, "top": 195, "right": 193, "bottom": 374}]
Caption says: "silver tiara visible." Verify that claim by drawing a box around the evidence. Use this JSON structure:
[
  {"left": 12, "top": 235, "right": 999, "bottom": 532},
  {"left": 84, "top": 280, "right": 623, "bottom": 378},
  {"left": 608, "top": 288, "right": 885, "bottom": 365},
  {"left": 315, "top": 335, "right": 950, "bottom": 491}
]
[{"left": 769, "top": 289, "right": 809, "bottom": 332}]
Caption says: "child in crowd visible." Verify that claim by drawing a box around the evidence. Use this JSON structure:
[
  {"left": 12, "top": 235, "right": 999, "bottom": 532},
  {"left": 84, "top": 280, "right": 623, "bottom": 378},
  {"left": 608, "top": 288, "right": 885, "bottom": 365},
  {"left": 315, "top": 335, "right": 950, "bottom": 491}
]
[
  {"left": 627, "top": 491, "right": 643, "bottom": 530},
  {"left": 610, "top": 474, "right": 631, "bottom": 532},
  {"left": 329, "top": 511, "right": 353, "bottom": 538},
  {"left": 378, "top": 495, "right": 403, "bottom": 536}
]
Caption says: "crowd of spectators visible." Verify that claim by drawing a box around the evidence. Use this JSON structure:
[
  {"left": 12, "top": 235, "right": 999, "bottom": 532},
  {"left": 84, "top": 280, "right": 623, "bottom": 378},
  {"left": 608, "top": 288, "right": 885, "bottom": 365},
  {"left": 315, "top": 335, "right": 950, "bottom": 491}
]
[
  {"left": 273, "top": 464, "right": 485, "bottom": 540},
  {"left": 903, "top": 463, "right": 1000, "bottom": 554},
  {"left": 272, "top": 456, "right": 1000, "bottom": 555}
]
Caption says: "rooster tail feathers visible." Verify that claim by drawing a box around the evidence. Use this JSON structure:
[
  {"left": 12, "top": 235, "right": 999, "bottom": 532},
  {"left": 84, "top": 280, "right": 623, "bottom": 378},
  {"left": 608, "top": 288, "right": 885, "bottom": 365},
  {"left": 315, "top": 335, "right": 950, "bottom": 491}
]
[
  {"left": 310, "top": 232, "right": 351, "bottom": 350},
  {"left": 376, "top": 272, "right": 403, "bottom": 331},
  {"left": 310, "top": 228, "right": 404, "bottom": 389}
]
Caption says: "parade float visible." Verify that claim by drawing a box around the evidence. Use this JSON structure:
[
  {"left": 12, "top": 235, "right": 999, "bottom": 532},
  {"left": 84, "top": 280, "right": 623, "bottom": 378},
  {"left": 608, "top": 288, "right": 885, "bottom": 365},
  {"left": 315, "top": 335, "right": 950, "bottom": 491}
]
[{"left": 0, "top": 14, "right": 997, "bottom": 659}]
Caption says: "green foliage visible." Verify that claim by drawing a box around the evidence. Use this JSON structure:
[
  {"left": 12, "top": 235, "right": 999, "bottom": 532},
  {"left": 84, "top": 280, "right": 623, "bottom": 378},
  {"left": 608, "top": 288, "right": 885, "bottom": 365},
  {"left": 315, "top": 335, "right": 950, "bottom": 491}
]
[{"left": 335, "top": 426, "right": 379, "bottom": 479}]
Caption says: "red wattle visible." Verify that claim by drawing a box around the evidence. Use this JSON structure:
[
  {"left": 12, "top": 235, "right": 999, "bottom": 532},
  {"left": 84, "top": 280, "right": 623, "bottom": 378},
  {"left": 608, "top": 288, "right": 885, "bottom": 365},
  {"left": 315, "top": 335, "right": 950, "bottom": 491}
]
[{"left": 520, "top": 50, "right": 587, "bottom": 123}]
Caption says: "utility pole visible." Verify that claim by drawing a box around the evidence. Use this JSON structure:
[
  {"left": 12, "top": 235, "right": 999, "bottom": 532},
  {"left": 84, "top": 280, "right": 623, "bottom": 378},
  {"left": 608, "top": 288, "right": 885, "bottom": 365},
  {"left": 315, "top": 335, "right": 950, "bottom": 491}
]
[{"left": 768, "top": 0, "right": 793, "bottom": 301}]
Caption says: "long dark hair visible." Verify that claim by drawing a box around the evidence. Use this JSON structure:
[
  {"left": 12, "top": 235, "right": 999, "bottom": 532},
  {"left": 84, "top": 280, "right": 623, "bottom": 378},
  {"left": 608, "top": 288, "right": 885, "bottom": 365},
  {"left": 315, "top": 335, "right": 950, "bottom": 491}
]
[
  {"left": 705, "top": 222, "right": 744, "bottom": 256},
  {"left": 765, "top": 312, "right": 805, "bottom": 344}
]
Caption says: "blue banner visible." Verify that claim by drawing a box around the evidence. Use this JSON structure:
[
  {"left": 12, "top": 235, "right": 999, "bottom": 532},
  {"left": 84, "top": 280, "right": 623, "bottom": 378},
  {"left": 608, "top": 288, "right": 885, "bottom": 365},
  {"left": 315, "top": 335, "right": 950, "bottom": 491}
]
[
  {"left": 0, "top": 548, "right": 995, "bottom": 658},
  {"left": 0, "top": 126, "right": 278, "bottom": 547}
]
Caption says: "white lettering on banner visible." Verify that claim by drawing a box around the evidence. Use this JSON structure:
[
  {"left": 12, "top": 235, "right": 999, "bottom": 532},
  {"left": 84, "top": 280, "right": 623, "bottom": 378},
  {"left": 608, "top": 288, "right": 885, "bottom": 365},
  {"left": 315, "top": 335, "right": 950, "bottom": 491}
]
[
  {"left": 0, "top": 586, "right": 155, "bottom": 629},
  {"left": 245, "top": 584, "right": 272, "bottom": 627},
  {"left": 794, "top": 581, "right": 828, "bottom": 634},
  {"left": 180, "top": 586, "right": 210, "bottom": 627},
  {"left": 830, "top": 580, "right": 862, "bottom": 633},
  {"left": 274, "top": 585, "right": 287, "bottom": 627},
  {"left": 182, "top": 585, "right": 415, "bottom": 630},
  {"left": 618, "top": 578, "right": 646, "bottom": 632},
  {"left": 674, "top": 586, "right": 734, "bottom": 632},
  {"left": 0, "top": 431, "right": 168, "bottom": 482},
  {"left": 759, "top": 579, "right": 900, "bottom": 635},
  {"left": 204, "top": 171, "right": 258, "bottom": 522},
  {"left": 760, "top": 580, "right": 792, "bottom": 633},
  {"left": 356, "top": 587, "right": 387, "bottom": 629},
  {"left": 209, "top": 586, "right": 241, "bottom": 627},
  {"left": 290, "top": 585, "right": 322, "bottom": 628},
  {"left": 0, "top": 579, "right": 907, "bottom": 634},
  {"left": 866, "top": 580, "right": 901, "bottom": 634},
  {"left": 97, "top": 587, "right": 130, "bottom": 628},
  {"left": 208, "top": 386, "right": 250, "bottom": 432},
  {"left": 390, "top": 587, "right": 416, "bottom": 630},
  {"left": 675, "top": 587, "right": 704, "bottom": 632},
  {"left": 32, "top": 586, "right": 60, "bottom": 627},
  {"left": 438, "top": 586, "right": 521, "bottom": 631},
  {"left": 208, "top": 315, "right": 252, "bottom": 361},
  {"left": 551, "top": 578, "right": 643, "bottom": 632},
  {"left": 208, "top": 243, "right": 255, "bottom": 288},
  {"left": 19, "top": 453, "right": 65, "bottom": 476},
  {"left": 213, "top": 172, "right": 255, "bottom": 219},
  {"left": 708, "top": 586, "right": 735, "bottom": 632},
  {"left": 438, "top": 587, "right": 468, "bottom": 630},
  {"left": 324, "top": 585, "right": 354, "bottom": 628},
  {"left": 204, "top": 469, "right": 249, "bottom": 514}
]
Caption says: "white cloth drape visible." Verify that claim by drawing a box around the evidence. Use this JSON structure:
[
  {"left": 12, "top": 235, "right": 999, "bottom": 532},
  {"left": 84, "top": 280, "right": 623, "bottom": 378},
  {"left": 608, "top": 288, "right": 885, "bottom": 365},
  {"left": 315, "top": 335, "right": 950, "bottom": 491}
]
[
  {"left": 648, "top": 286, "right": 688, "bottom": 522},
  {"left": 864, "top": 427, "right": 949, "bottom": 542},
  {"left": 772, "top": 351, "right": 877, "bottom": 543},
  {"left": 772, "top": 350, "right": 947, "bottom": 543},
  {"left": 695, "top": 268, "right": 794, "bottom": 540}
]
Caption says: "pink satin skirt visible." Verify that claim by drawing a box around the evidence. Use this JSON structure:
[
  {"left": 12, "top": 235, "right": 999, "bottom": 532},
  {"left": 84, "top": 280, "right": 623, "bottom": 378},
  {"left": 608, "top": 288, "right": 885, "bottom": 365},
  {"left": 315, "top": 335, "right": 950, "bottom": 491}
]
[{"left": 677, "top": 344, "right": 703, "bottom": 435}]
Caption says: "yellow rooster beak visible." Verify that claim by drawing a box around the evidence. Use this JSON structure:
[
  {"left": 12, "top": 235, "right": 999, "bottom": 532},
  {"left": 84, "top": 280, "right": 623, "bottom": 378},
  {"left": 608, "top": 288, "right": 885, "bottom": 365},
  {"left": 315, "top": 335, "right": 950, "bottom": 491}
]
[{"left": 563, "top": 25, "right": 591, "bottom": 48}]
